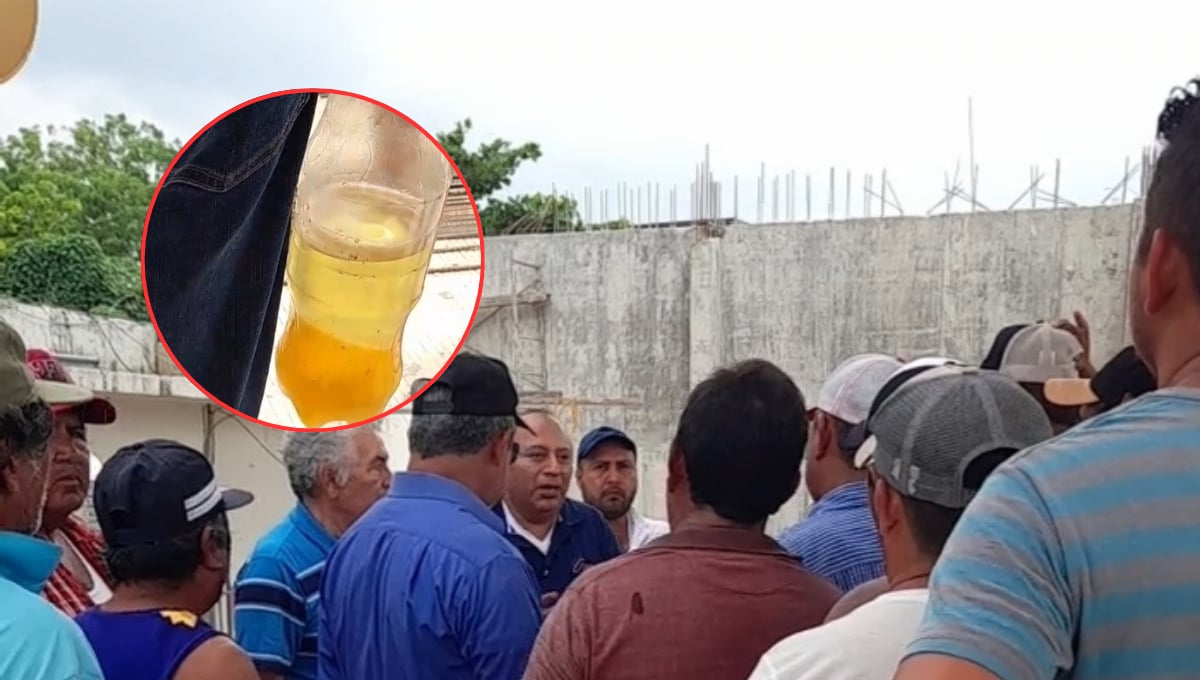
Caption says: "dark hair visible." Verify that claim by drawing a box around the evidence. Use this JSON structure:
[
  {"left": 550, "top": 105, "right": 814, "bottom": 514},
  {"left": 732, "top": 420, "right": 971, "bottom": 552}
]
[
  {"left": 104, "top": 512, "right": 231, "bottom": 586},
  {"left": 1139, "top": 77, "right": 1200, "bottom": 296},
  {"left": 0, "top": 398, "right": 54, "bottom": 493},
  {"left": 407, "top": 386, "right": 515, "bottom": 458},
  {"left": 898, "top": 448, "right": 1015, "bottom": 557},
  {"left": 674, "top": 359, "right": 806, "bottom": 525}
]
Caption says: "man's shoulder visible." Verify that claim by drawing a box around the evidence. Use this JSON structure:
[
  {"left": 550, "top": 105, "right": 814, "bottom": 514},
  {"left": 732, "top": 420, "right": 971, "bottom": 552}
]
[
  {"left": 564, "top": 498, "right": 608, "bottom": 527},
  {"left": 338, "top": 501, "right": 518, "bottom": 572},
  {"left": 0, "top": 584, "right": 98, "bottom": 665}
]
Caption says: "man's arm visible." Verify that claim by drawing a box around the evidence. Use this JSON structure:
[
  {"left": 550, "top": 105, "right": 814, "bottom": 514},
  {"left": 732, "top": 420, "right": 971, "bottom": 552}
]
[
  {"left": 894, "top": 464, "right": 1076, "bottom": 680},
  {"left": 459, "top": 555, "right": 544, "bottom": 680},
  {"left": 232, "top": 556, "right": 306, "bottom": 678},
  {"left": 522, "top": 585, "right": 590, "bottom": 680},
  {"left": 174, "top": 636, "right": 259, "bottom": 680}
]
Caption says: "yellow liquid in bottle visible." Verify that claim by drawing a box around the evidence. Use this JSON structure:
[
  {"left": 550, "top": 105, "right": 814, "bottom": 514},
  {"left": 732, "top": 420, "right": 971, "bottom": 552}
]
[{"left": 275, "top": 183, "right": 435, "bottom": 427}]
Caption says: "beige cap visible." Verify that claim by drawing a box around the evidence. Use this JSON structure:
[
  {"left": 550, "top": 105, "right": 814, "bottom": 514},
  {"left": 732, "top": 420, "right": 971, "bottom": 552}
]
[{"left": 0, "top": 0, "right": 38, "bottom": 83}]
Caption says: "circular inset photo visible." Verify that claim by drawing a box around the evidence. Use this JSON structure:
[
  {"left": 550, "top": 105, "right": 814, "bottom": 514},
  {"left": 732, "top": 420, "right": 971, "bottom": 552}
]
[{"left": 142, "top": 89, "right": 484, "bottom": 430}]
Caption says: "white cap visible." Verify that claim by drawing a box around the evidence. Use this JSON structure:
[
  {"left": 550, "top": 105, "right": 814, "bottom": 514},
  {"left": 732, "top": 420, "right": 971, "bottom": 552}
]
[
  {"left": 999, "top": 323, "right": 1083, "bottom": 383},
  {"left": 815, "top": 354, "right": 904, "bottom": 425}
]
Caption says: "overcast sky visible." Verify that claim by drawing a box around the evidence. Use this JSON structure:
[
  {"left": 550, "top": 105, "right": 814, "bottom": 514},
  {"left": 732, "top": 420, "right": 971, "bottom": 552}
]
[{"left": 3, "top": 0, "right": 1197, "bottom": 222}]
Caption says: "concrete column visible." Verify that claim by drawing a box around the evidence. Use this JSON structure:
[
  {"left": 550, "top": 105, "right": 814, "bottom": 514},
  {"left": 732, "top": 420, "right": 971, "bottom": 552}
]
[{"left": 688, "top": 232, "right": 725, "bottom": 388}]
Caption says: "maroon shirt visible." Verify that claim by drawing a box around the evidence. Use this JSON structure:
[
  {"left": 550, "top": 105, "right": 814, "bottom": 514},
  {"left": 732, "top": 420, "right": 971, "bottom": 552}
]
[{"left": 522, "top": 526, "right": 840, "bottom": 680}]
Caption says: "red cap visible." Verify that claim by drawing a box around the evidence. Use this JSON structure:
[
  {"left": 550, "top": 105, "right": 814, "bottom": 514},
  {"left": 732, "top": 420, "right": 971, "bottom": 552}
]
[{"left": 26, "top": 349, "right": 117, "bottom": 425}]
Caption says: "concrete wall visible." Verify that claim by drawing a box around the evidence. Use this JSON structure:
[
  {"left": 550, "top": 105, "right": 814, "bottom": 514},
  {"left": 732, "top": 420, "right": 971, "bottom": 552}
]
[{"left": 468, "top": 204, "right": 1143, "bottom": 532}]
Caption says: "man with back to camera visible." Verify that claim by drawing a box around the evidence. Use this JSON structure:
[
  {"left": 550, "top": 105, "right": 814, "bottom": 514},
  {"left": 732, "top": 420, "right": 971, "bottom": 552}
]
[
  {"left": 751, "top": 362, "right": 1055, "bottom": 680},
  {"left": 235, "top": 425, "right": 391, "bottom": 680},
  {"left": 523, "top": 359, "right": 840, "bottom": 680},
  {"left": 575, "top": 426, "right": 668, "bottom": 552},
  {"left": 0, "top": 320, "right": 106, "bottom": 680},
  {"left": 318, "top": 353, "right": 542, "bottom": 680},
  {"left": 497, "top": 410, "right": 621, "bottom": 608},
  {"left": 778, "top": 353, "right": 902, "bottom": 593},
  {"left": 894, "top": 75, "right": 1200, "bottom": 680},
  {"left": 25, "top": 348, "right": 118, "bottom": 615},
  {"left": 74, "top": 439, "right": 257, "bottom": 680}
]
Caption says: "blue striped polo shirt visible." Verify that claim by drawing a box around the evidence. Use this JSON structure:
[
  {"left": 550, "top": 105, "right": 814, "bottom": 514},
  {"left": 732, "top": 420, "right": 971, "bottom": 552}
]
[
  {"left": 777, "top": 482, "right": 884, "bottom": 592},
  {"left": 906, "top": 388, "right": 1200, "bottom": 679},
  {"left": 234, "top": 503, "right": 333, "bottom": 680}
]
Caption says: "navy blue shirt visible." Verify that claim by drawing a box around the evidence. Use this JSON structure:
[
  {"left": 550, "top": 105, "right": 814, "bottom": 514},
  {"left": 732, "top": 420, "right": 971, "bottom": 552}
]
[
  {"left": 318, "top": 473, "right": 542, "bottom": 680},
  {"left": 76, "top": 608, "right": 219, "bottom": 680},
  {"left": 495, "top": 498, "right": 621, "bottom": 596}
]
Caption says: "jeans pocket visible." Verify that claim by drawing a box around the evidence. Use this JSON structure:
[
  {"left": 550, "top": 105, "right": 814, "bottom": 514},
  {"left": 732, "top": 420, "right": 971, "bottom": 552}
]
[{"left": 164, "top": 92, "right": 316, "bottom": 194}]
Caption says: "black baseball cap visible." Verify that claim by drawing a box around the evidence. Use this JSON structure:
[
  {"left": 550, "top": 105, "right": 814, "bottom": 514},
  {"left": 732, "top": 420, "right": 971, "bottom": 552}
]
[
  {"left": 94, "top": 439, "right": 254, "bottom": 547},
  {"left": 578, "top": 426, "right": 636, "bottom": 461},
  {"left": 412, "top": 353, "right": 530, "bottom": 430}
]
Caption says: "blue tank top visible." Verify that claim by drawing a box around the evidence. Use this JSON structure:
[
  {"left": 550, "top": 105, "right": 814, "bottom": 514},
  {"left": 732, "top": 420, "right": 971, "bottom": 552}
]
[{"left": 75, "top": 608, "right": 220, "bottom": 680}]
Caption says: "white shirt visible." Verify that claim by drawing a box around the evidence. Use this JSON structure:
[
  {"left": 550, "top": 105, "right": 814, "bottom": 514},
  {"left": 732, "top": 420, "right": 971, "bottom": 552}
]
[
  {"left": 627, "top": 510, "right": 669, "bottom": 551},
  {"left": 503, "top": 503, "right": 554, "bottom": 554},
  {"left": 749, "top": 589, "right": 929, "bottom": 680}
]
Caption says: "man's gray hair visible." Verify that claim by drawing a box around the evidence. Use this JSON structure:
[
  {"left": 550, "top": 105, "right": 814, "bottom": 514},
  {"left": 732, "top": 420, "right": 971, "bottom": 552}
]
[
  {"left": 407, "top": 385, "right": 515, "bottom": 458},
  {"left": 282, "top": 422, "right": 380, "bottom": 499}
]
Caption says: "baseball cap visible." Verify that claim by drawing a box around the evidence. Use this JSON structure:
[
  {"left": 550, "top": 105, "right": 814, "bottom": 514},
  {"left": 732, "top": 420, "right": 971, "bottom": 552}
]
[
  {"left": 815, "top": 354, "right": 904, "bottom": 425},
  {"left": 0, "top": 321, "right": 95, "bottom": 409},
  {"left": 578, "top": 426, "right": 637, "bottom": 460},
  {"left": 412, "top": 353, "right": 530, "bottom": 430},
  {"left": 1045, "top": 346, "right": 1155, "bottom": 409},
  {"left": 26, "top": 349, "right": 117, "bottom": 424},
  {"left": 996, "top": 323, "right": 1083, "bottom": 383},
  {"left": 93, "top": 439, "right": 253, "bottom": 546},
  {"left": 854, "top": 365, "right": 1052, "bottom": 509}
]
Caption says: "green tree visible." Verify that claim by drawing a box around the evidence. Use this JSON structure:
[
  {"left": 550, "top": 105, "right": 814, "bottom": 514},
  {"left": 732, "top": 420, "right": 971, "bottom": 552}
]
[
  {"left": 0, "top": 233, "right": 145, "bottom": 320},
  {"left": 0, "top": 114, "right": 177, "bottom": 318},
  {"left": 480, "top": 194, "right": 582, "bottom": 236},
  {"left": 437, "top": 119, "right": 542, "bottom": 202}
]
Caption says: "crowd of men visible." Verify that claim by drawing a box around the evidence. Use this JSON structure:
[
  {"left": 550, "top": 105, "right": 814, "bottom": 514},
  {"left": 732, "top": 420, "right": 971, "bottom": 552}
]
[{"left": 0, "top": 75, "right": 1197, "bottom": 680}]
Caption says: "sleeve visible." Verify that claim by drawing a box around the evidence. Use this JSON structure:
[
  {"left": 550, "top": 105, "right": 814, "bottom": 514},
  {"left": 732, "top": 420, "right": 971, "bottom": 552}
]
[
  {"left": 522, "top": 584, "right": 591, "bottom": 680},
  {"left": 458, "top": 555, "right": 543, "bottom": 680},
  {"left": 233, "top": 555, "right": 307, "bottom": 676},
  {"left": 903, "top": 464, "right": 1077, "bottom": 679}
]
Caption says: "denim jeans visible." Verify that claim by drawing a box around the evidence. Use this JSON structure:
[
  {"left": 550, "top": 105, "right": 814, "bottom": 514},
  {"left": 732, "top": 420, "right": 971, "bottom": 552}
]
[{"left": 144, "top": 93, "right": 318, "bottom": 418}]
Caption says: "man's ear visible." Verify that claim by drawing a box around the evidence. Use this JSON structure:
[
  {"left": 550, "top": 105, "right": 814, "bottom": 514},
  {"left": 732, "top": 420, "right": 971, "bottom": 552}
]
[
  {"left": 870, "top": 477, "right": 902, "bottom": 534},
  {"left": 666, "top": 444, "right": 686, "bottom": 494},
  {"left": 811, "top": 413, "right": 832, "bottom": 462},
  {"left": 1143, "top": 229, "right": 1184, "bottom": 315},
  {"left": 200, "top": 527, "right": 229, "bottom": 572}
]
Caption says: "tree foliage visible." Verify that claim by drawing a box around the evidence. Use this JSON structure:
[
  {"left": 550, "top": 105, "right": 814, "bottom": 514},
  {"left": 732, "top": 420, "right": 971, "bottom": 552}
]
[
  {"left": 480, "top": 194, "right": 582, "bottom": 236},
  {"left": 0, "top": 114, "right": 178, "bottom": 319},
  {"left": 437, "top": 119, "right": 542, "bottom": 202},
  {"left": 0, "top": 233, "right": 147, "bottom": 320}
]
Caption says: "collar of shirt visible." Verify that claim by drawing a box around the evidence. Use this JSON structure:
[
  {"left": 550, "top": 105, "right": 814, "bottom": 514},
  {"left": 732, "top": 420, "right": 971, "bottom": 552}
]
[
  {"left": 643, "top": 525, "right": 785, "bottom": 556},
  {"left": 290, "top": 502, "right": 336, "bottom": 551},
  {"left": 0, "top": 530, "right": 63, "bottom": 593},
  {"left": 808, "top": 481, "right": 870, "bottom": 518},
  {"left": 502, "top": 503, "right": 555, "bottom": 553},
  {"left": 493, "top": 498, "right": 592, "bottom": 532},
  {"left": 390, "top": 472, "right": 504, "bottom": 534}
]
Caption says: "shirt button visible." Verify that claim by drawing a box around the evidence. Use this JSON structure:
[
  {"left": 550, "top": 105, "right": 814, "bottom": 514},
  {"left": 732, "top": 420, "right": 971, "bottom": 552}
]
[{"left": 543, "top": 570, "right": 549, "bottom": 576}]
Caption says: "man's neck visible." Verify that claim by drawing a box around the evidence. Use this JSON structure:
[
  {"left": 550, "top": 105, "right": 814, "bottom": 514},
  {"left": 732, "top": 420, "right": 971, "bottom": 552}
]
[
  {"left": 812, "top": 470, "right": 865, "bottom": 502},
  {"left": 673, "top": 508, "right": 764, "bottom": 534},
  {"left": 103, "top": 584, "right": 206, "bottom": 616},
  {"left": 303, "top": 499, "right": 348, "bottom": 539},
  {"left": 37, "top": 512, "right": 70, "bottom": 538},
  {"left": 1164, "top": 349, "right": 1200, "bottom": 390},
  {"left": 608, "top": 513, "right": 632, "bottom": 551},
  {"left": 884, "top": 557, "right": 934, "bottom": 592},
  {"left": 506, "top": 503, "right": 556, "bottom": 539}
]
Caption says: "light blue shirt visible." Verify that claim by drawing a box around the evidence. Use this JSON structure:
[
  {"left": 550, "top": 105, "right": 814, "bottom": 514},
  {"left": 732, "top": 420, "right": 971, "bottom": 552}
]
[{"left": 0, "top": 531, "right": 105, "bottom": 680}]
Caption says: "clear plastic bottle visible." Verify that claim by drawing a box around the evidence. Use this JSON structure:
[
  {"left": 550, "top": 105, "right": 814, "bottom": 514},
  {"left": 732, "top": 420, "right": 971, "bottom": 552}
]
[{"left": 275, "top": 94, "right": 451, "bottom": 427}]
